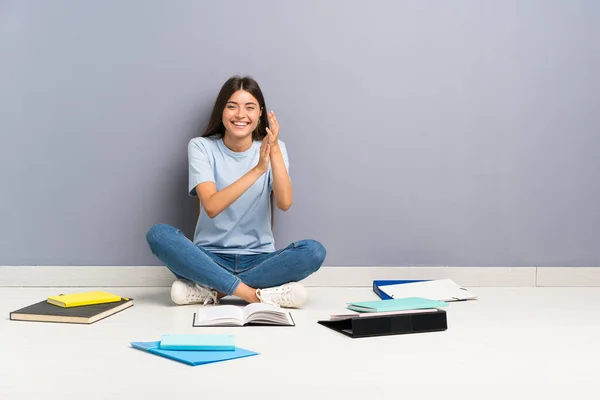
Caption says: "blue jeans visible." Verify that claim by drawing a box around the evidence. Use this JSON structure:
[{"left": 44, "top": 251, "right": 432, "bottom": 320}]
[{"left": 145, "top": 223, "right": 326, "bottom": 295}]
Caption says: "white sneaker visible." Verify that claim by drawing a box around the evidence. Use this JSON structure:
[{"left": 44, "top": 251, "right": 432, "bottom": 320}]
[
  {"left": 256, "top": 282, "right": 307, "bottom": 308},
  {"left": 170, "top": 279, "right": 219, "bottom": 306}
]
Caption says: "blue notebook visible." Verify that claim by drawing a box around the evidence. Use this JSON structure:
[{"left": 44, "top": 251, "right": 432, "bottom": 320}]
[
  {"left": 159, "top": 334, "right": 235, "bottom": 351},
  {"left": 346, "top": 297, "right": 447, "bottom": 312},
  {"left": 131, "top": 341, "right": 258, "bottom": 366}
]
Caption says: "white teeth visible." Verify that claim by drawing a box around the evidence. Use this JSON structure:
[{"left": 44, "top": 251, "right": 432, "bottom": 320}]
[{"left": 233, "top": 122, "right": 247, "bottom": 126}]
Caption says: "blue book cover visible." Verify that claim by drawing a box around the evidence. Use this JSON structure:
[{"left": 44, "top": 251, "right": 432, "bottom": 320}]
[
  {"left": 131, "top": 341, "right": 258, "bottom": 366},
  {"left": 373, "top": 279, "right": 429, "bottom": 300},
  {"left": 159, "top": 334, "right": 235, "bottom": 351}
]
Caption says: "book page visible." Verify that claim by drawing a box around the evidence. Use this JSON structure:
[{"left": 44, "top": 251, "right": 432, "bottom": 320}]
[
  {"left": 194, "top": 305, "right": 244, "bottom": 326},
  {"left": 242, "top": 303, "right": 282, "bottom": 321},
  {"left": 243, "top": 303, "right": 293, "bottom": 325},
  {"left": 330, "top": 308, "right": 439, "bottom": 320}
]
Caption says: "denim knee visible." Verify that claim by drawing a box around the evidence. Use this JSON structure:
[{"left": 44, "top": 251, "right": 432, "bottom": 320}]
[
  {"left": 145, "top": 223, "right": 175, "bottom": 249},
  {"left": 298, "top": 239, "right": 327, "bottom": 272}
]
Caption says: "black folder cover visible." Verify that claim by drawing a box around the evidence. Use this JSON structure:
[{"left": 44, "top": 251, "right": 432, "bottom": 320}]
[{"left": 318, "top": 309, "right": 447, "bottom": 338}]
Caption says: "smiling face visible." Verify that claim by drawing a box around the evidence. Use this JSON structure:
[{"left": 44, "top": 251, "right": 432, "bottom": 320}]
[{"left": 222, "top": 90, "right": 262, "bottom": 141}]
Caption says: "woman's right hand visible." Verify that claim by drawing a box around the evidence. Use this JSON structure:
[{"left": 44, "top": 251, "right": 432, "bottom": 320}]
[{"left": 255, "top": 135, "right": 270, "bottom": 174}]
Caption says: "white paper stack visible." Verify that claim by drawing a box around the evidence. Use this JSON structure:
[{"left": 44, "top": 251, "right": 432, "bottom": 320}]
[{"left": 379, "top": 279, "right": 478, "bottom": 302}]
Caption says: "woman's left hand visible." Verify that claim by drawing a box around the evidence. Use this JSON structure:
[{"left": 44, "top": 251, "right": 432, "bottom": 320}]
[{"left": 266, "top": 111, "right": 279, "bottom": 149}]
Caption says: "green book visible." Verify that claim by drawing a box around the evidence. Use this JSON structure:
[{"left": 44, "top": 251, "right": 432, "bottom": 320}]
[{"left": 346, "top": 297, "right": 447, "bottom": 313}]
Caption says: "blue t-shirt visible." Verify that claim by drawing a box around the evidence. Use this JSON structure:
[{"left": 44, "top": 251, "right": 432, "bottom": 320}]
[{"left": 188, "top": 135, "right": 290, "bottom": 254}]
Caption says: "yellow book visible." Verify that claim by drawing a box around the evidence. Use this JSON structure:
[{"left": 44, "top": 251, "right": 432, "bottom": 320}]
[{"left": 47, "top": 291, "right": 123, "bottom": 308}]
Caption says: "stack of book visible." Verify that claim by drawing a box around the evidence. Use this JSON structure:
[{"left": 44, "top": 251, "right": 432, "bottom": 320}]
[
  {"left": 131, "top": 334, "right": 258, "bottom": 366},
  {"left": 9, "top": 291, "right": 133, "bottom": 324},
  {"left": 319, "top": 296, "right": 450, "bottom": 339},
  {"left": 319, "top": 279, "right": 478, "bottom": 338}
]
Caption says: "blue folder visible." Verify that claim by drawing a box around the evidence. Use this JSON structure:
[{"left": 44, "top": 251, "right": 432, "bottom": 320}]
[
  {"left": 373, "top": 280, "right": 430, "bottom": 300},
  {"left": 131, "top": 341, "right": 258, "bottom": 366},
  {"left": 159, "top": 334, "right": 235, "bottom": 351}
]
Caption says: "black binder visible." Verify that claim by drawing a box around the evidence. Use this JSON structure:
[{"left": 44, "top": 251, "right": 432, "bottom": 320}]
[{"left": 317, "top": 309, "right": 447, "bottom": 338}]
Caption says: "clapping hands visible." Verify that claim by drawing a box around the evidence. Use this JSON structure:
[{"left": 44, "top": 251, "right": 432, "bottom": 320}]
[
  {"left": 265, "top": 111, "right": 279, "bottom": 149},
  {"left": 256, "top": 111, "right": 280, "bottom": 174}
]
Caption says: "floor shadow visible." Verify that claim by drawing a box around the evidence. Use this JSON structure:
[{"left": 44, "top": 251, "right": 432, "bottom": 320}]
[
  {"left": 128, "top": 289, "right": 172, "bottom": 306},
  {"left": 217, "top": 297, "right": 249, "bottom": 306},
  {"left": 127, "top": 291, "right": 249, "bottom": 307}
]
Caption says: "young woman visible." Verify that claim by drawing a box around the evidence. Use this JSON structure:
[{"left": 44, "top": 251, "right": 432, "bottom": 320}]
[{"left": 146, "top": 76, "right": 326, "bottom": 308}]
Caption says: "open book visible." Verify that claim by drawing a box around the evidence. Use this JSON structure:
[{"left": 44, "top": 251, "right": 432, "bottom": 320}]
[{"left": 193, "top": 303, "right": 295, "bottom": 327}]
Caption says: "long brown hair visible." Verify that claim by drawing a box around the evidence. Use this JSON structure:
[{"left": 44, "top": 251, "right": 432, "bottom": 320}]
[{"left": 202, "top": 75, "right": 269, "bottom": 140}]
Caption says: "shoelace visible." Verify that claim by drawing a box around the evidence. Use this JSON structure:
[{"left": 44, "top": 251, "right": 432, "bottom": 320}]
[{"left": 186, "top": 283, "right": 218, "bottom": 305}]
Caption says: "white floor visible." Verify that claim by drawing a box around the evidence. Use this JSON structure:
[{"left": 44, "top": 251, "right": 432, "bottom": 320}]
[{"left": 2, "top": 286, "right": 600, "bottom": 400}]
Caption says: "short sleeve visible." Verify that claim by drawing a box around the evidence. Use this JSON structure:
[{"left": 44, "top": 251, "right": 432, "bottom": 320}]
[
  {"left": 188, "top": 138, "right": 215, "bottom": 197},
  {"left": 269, "top": 141, "right": 290, "bottom": 189}
]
